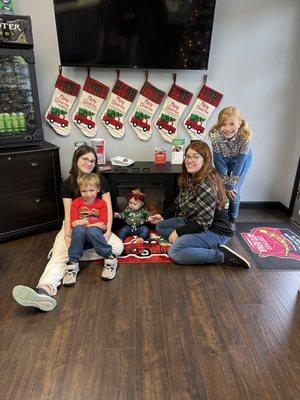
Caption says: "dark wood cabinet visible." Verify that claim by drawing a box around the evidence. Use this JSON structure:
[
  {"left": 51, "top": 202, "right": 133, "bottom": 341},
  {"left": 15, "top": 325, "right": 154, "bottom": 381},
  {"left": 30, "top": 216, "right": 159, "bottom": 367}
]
[{"left": 0, "top": 142, "right": 63, "bottom": 242}]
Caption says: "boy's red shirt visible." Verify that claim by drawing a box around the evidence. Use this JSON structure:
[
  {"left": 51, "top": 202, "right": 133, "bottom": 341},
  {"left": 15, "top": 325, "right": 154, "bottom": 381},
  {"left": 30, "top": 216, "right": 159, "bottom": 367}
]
[{"left": 70, "top": 197, "right": 108, "bottom": 225}]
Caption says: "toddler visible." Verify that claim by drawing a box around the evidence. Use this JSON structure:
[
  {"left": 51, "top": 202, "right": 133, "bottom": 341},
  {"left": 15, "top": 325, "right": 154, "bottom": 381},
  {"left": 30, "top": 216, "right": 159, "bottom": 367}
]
[
  {"left": 114, "top": 189, "right": 150, "bottom": 243},
  {"left": 63, "top": 173, "right": 118, "bottom": 285}
]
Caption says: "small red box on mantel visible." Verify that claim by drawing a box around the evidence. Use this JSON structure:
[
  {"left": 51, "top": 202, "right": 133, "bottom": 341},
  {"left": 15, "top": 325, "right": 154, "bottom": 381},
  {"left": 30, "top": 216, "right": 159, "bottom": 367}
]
[{"left": 154, "top": 147, "right": 167, "bottom": 164}]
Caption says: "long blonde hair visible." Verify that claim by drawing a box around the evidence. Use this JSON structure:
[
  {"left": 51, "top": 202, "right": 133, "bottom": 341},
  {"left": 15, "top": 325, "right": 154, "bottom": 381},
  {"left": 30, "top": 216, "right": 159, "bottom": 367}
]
[
  {"left": 211, "top": 107, "right": 252, "bottom": 140},
  {"left": 179, "top": 141, "right": 226, "bottom": 209}
]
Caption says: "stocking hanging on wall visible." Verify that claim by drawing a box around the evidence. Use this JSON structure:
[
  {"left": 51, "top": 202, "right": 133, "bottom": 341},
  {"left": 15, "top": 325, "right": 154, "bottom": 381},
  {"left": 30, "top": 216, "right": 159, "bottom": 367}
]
[
  {"left": 184, "top": 84, "right": 223, "bottom": 140},
  {"left": 129, "top": 80, "right": 165, "bottom": 141},
  {"left": 101, "top": 76, "right": 137, "bottom": 138},
  {"left": 155, "top": 77, "right": 193, "bottom": 143},
  {"left": 73, "top": 76, "right": 109, "bottom": 138},
  {"left": 45, "top": 74, "right": 81, "bottom": 136}
]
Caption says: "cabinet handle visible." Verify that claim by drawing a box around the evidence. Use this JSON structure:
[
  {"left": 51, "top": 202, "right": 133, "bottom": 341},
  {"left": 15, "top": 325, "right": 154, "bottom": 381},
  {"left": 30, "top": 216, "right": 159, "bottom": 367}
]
[
  {"left": 30, "top": 162, "right": 38, "bottom": 167},
  {"left": 35, "top": 198, "right": 43, "bottom": 204}
]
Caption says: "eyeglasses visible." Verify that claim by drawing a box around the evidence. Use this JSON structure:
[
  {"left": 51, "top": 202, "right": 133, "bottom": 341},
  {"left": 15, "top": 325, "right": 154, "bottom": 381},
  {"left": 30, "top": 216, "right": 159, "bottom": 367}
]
[
  {"left": 80, "top": 156, "right": 96, "bottom": 165},
  {"left": 184, "top": 154, "right": 204, "bottom": 161}
]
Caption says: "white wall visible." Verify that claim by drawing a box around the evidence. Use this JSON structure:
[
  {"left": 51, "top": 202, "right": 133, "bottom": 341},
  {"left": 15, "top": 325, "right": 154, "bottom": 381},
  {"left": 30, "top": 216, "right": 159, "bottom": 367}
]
[{"left": 14, "top": 0, "right": 300, "bottom": 206}]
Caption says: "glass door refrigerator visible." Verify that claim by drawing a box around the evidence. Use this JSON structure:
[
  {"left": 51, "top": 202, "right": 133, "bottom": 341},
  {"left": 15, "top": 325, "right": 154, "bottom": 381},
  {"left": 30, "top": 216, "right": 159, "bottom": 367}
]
[{"left": 0, "top": 14, "right": 44, "bottom": 148}]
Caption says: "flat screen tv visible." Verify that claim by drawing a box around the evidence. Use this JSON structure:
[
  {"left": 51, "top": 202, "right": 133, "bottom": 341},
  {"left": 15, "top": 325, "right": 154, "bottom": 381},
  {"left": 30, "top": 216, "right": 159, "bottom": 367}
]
[{"left": 53, "top": 0, "right": 216, "bottom": 70}]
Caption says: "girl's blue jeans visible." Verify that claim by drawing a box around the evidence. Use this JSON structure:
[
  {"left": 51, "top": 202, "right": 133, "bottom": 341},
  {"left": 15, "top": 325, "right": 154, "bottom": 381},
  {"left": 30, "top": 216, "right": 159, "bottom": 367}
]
[
  {"left": 213, "top": 151, "right": 252, "bottom": 221},
  {"left": 68, "top": 226, "right": 113, "bottom": 262},
  {"left": 118, "top": 224, "right": 150, "bottom": 241},
  {"left": 156, "top": 217, "right": 230, "bottom": 265}
]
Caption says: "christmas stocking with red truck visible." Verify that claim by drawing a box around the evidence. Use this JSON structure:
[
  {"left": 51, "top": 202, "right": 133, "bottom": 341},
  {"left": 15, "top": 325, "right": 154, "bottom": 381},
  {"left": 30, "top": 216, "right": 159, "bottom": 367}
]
[
  {"left": 45, "top": 74, "right": 81, "bottom": 136},
  {"left": 129, "top": 81, "right": 165, "bottom": 141},
  {"left": 73, "top": 76, "right": 109, "bottom": 138},
  {"left": 184, "top": 84, "right": 223, "bottom": 140},
  {"left": 155, "top": 83, "right": 193, "bottom": 143},
  {"left": 101, "top": 79, "right": 137, "bottom": 138}
]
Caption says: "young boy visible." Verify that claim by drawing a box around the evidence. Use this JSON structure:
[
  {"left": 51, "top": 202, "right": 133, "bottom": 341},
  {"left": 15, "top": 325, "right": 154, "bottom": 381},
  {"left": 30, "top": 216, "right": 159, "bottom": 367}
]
[{"left": 63, "top": 173, "right": 118, "bottom": 286}]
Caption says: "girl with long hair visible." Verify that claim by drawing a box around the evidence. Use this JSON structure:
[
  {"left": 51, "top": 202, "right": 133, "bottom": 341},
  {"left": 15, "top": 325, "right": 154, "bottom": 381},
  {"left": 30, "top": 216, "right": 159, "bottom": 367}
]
[
  {"left": 209, "top": 107, "right": 252, "bottom": 228},
  {"left": 13, "top": 145, "right": 124, "bottom": 311},
  {"left": 149, "top": 141, "right": 249, "bottom": 267}
]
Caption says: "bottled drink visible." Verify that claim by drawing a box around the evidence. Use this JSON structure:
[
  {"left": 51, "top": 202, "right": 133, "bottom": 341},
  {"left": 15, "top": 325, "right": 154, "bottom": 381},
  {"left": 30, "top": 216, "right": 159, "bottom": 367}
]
[
  {"left": 0, "top": 114, "right": 5, "bottom": 133},
  {"left": 18, "top": 112, "right": 26, "bottom": 131},
  {"left": 4, "top": 113, "right": 13, "bottom": 132},
  {"left": 11, "top": 112, "right": 20, "bottom": 132}
]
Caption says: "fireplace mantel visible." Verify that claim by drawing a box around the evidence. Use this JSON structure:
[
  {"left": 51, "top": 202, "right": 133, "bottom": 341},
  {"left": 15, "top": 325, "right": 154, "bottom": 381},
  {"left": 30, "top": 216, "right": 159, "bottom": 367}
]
[{"left": 102, "top": 162, "right": 182, "bottom": 213}]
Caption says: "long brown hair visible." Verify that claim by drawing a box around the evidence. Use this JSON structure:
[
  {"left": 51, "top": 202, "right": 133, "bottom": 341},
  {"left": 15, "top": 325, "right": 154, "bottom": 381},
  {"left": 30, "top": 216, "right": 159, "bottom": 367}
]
[
  {"left": 211, "top": 106, "right": 252, "bottom": 140},
  {"left": 69, "top": 145, "right": 100, "bottom": 196},
  {"left": 179, "top": 141, "right": 226, "bottom": 209}
]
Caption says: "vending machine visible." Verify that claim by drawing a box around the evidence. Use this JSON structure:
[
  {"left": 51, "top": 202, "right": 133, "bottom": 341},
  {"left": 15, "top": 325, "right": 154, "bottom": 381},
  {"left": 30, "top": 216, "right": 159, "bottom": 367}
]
[{"left": 0, "top": 14, "right": 44, "bottom": 147}]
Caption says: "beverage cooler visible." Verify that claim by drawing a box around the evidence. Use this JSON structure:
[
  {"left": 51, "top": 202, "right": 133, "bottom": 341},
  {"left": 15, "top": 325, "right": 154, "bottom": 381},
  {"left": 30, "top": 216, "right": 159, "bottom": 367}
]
[{"left": 0, "top": 14, "right": 44, "bottom": 148}]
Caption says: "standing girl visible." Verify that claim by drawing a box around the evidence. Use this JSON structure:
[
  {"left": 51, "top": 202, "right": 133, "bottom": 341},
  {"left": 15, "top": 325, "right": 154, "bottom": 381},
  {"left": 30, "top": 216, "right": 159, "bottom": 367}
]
[
  {"left": 209, "top": 107, "right": 252, "bottom": 228},
  {"left": 149, "top": 141, "right": 250, "bottom": 268},
  {"left": 12, "top": 145, "right": 124, "bottom": 312}
]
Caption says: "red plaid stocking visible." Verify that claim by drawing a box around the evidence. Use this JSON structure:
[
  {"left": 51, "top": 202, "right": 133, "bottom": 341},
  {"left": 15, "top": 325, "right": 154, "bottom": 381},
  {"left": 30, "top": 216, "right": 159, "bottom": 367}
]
[
  {"left": 101, "top": 79, "right": 137, "bottom": 138},
  {"left": 129, "top": 81, "right": 165, "bottom": 141},
  {"left": 45, "top": 74, "right": 81, "bottom": 136},
  {"left": 155, "top": 83, "right": 193, "bottom": 143},
  {"left": 184, "top": 84, "right": 223, "bottom": 140},
  {"left": 73, "top": 76, "right": 109, "bottom": 138}
]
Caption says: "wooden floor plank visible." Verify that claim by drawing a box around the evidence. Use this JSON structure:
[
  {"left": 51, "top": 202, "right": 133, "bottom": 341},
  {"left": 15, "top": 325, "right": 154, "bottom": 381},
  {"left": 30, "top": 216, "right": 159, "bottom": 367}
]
[
  {"left": 158, "top": 267, "right": 208, "bottom": 400},
  {"left": 1, "top": 209, "right": 300, "bottom": 400},
  {"left": 135, "top": 305, "right": 172, "bottom": 400}
]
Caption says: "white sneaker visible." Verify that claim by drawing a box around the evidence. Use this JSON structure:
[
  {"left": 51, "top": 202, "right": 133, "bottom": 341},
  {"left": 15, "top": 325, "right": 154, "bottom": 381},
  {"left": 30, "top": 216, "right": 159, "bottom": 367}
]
[
  {"left": 12, "top": 285, "right": 57, "bottom": 312},
  {"left": 102, "top": 257, "right": 118, "bottom": 280},
  {"left": 63, "top": 262, "right": 79, "bottom": 286}
]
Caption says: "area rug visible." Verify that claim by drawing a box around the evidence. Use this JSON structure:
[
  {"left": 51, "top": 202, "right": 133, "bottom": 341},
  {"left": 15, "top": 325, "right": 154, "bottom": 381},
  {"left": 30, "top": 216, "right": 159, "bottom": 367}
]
[
  {"left": 236, "top": 222, "right": 300, "bottom": 270},
  {"left": 93, "top": 234, "right": 172, "bottom": 265}
]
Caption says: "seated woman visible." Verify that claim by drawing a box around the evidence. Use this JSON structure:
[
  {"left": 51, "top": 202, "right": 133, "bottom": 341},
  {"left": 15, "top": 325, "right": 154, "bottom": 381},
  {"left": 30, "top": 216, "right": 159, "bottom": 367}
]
[
  {"left": 12, "top": 145, "right": 124, "bottom": 312},
  {"left": 149, "top": 141, "right": 250, "bottom": 268}
]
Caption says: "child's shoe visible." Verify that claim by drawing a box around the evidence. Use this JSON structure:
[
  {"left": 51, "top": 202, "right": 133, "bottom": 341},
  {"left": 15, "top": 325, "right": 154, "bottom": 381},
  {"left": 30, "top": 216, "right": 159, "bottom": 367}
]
[
  {"left": 102, "top": 256, "right": 118, "bottom": 280},
  {"left": 63, "top": 262, "right": 79, "bottom": 286},
  {"left": 12, "top": 285, "right": 57, "bottom": 312},
  {"left": 220, "top": 245, "right": 250, "bottom": 269}
]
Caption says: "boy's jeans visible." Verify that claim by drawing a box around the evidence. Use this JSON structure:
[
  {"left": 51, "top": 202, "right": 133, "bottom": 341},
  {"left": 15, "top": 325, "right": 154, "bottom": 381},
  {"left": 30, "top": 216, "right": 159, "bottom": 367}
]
[
  {"left": 156, "top": 217, "right": 230, "bottom": 265},
  {"left": 68, "top": 226, "right": 113, "bottom": 262}
]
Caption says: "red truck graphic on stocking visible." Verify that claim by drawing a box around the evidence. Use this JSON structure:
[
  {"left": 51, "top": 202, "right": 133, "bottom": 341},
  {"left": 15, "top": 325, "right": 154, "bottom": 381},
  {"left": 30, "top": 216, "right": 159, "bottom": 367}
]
[
  {"left": 46, "top": 106, "right": 69, "bottom": 128},
  {"left": 102, "top": 108, "right": 123, "bottom": 130},
  {"left": 156, "top": 113, "right": 176, "bottom": 135},
  {"left": 74, "top": 107, "right": 96, "bottom": 129},
  {"left": 185, "top": 113, "right": 205, "bottom": 135},
  {"left": 130, "top": 111, "right": 151, "bottom": 132}
]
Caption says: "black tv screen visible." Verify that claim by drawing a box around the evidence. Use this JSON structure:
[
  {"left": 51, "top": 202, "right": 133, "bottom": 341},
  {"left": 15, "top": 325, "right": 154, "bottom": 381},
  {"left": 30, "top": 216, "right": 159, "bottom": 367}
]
[{"left": 53, "top": 0, "right": 216, "bottom": 70}]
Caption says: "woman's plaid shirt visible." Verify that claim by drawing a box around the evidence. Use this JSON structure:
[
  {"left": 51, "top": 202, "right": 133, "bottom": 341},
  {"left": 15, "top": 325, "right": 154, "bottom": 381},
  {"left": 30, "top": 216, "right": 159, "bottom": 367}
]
[{"left": 176, "top": 179, "right": 216, "bottom": 230}]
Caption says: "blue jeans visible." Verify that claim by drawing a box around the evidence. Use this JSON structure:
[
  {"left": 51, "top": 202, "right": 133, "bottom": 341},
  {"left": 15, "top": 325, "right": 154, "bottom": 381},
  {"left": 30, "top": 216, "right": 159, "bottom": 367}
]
[
  {"left": 118, "top": 224, "right": 150, "bottom": 241},
  {"left": 156, "top": 217, "right": 230, "bottom": 265},
  {"left": 68, "top": 226, "right": 113, "bottom": 262},
  {"left": 213, "top": 151, "right": 252, "bottom": 221}
]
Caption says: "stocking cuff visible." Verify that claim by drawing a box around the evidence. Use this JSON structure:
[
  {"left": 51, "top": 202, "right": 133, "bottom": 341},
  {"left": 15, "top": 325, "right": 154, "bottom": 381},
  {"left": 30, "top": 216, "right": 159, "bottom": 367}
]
[
  {"left": 140, "top": 82, "right": 165, "bottom": 104},
  {"left": 168, "top": 84, "right": 193, "bottom": 106},
  {"left": 198, "top": 85, "right": 223, "bottom": 107},
  {"left": 83, "top": 76, "right": 109, "bottom": 99},
  {"left": 112, "top": 79, "right": 138, "bottom": 102},
  {"left": 55, "top": 74, "right": 81, "bottom": 97}
]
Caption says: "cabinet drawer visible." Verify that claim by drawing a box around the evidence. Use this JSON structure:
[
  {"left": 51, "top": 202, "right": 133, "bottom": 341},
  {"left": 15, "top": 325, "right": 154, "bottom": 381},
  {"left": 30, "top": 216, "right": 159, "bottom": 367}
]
[
  {"left": 0, "top": 151, "right": 56, "bottom": 195},
  {"left": 0, "top": 188, "right": 59, "bottom": 234}
]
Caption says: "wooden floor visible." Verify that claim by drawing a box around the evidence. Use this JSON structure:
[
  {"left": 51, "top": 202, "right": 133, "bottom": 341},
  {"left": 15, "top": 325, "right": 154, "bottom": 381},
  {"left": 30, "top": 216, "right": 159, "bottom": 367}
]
[{"left": 0, "top": 209, "right": 299, "bottom": 400}]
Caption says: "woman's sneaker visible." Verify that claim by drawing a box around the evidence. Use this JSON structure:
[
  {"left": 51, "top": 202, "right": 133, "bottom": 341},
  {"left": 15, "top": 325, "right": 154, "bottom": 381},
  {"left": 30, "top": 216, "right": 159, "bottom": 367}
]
[
  {"left": 102, "top": 256, "right": 118, "bottom": 280},
  {"left": 62, "top": 262, "right": 79, "bottom": 286},
  {"left": 220, "top": 245, "right": 250, "bottom": 269},
  {"left": 12, "top": 285, "right": 57, "bottom": 312}
]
